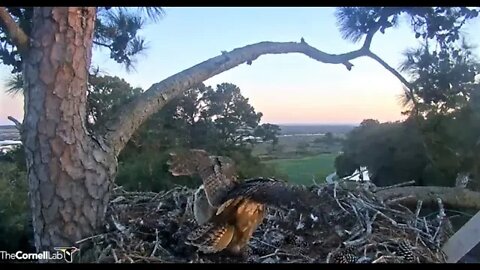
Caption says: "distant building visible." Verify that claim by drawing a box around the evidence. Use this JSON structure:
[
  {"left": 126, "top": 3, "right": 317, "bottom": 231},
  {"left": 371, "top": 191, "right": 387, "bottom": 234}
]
[
  {"left": 0, "top": 140, "right": 22, "bottom": 154},
  {"left": 325, "top": 166, "right": 371, "bottom": 184},
  {"left": 344, "top": 166, "right": 370, "bottom": 181}
]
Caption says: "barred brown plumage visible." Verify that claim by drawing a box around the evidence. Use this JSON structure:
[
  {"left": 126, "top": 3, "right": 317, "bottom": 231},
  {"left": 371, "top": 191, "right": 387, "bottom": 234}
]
[{"left": 168, "top": 149, "right": 321, "bottom": 256}]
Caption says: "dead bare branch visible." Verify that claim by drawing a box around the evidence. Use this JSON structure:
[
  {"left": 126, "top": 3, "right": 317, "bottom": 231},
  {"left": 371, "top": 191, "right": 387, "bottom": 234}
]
[
  {"left": 104, "top": 41, "right": 371, "bottom": 156},
  {"left": 7, "top": 116, "right": 22, "bottom": 131}
]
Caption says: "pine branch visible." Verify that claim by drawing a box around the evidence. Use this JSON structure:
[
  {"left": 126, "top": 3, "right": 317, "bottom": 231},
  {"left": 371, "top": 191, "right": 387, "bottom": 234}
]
[
  {"left": 103, "top": 40, "right": 368, "bottom": 156},
  {"left": 0, "top": 7, "right": 29, "bottom": 55}
]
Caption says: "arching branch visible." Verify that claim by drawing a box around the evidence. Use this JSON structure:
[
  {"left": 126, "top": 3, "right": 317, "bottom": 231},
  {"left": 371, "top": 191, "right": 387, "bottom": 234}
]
[
  {"left": 103, "top": 8, "right": 415, "bottom": 157},
  {"left": 365, "top": 50, "right": 421, "bottom": 114},
  {"left": 103, "top": 41, "right": 372, "bottom": 156},
  {"left": 0, "top": 7, "right": 29, "bottom": 56}
]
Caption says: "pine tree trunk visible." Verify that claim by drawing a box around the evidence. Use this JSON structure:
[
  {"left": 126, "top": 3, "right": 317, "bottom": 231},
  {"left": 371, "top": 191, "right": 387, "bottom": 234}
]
[{"left": 22, "top": 7, "right": 116, "bottom": 253}]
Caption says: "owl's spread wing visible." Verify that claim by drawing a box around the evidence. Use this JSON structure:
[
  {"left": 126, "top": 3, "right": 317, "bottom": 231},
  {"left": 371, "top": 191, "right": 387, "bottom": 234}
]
[
  {"left": 221, "top": 177, "right": 316, "bottom": 213},
  {"left": 168, "top": 149, "right": 238, "bottom": 208},
  {"left": 186, "top": 222, "right": 235, "bottom": 253}
]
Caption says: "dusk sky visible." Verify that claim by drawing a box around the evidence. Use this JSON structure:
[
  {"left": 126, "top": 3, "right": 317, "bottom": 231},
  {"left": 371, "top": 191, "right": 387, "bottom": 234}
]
[{"left": 1, "top": 7, "right": 480, "bottom": 125}]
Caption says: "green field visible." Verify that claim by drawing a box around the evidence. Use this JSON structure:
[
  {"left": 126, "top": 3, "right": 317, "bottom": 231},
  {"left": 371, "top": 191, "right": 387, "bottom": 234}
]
[{"left": 263, "top": 153, "right": 337, "bottom": 185}]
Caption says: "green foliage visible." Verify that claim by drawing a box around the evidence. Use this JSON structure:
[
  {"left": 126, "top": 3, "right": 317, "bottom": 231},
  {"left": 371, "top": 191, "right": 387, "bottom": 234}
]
[
  {"left": 338, "top": 108, "right": 480, "bottom": 187},
  {"left": 0, "top": 7, "right": 32, "bottom": 73},
  {"left": 206, "top": 83, "right": 263, "bottom": 149},
  {"left": 400, "top": 40, "right": 480, "bottom": 114},
  {"left": 87, "top": 74, "right": 143, "bottom": 131},
  {"left": 395, "top": 27, "right": 480, "bottom": 187},
  {"left": 334, "top": 153, "right": 358, "bottom": 178},
  {"left": 0, "top": 7, "right": 164, "bottom": 74},
  {"left": 335, "top": 7, "right": 479, "bottom": 47},
  {"left": 335, "top": 7, "right": 400, "bottom": 43},
  {"left": 4, "top": 73, "right": 24, "bottom": 96},
  {"left": 115, "top": 82, "right": 282, "bottom": 190},
  {"left": 116, "top": 149, "right": 199, "bottom": 192},
  {"left": 337, "top": 120, "right": 432, "bottom": 186},
  {"left": 94, "top": 8, "right": 164, "bottom": 71},
  {"left": 0, "top": 161, "right": 32, "bottom": 252},
  {"left": 0, "top": 145, "right": 26, "bottom": 171},
  {"left": 339, "top": 44, "right": 480, "bottom": 187},
  {"left": 253, "top": 123, "right": 281, "bottom": 146}
]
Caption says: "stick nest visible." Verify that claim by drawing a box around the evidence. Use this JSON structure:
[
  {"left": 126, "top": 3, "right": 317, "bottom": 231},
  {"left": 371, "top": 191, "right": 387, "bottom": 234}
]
[{"left": 76, "top": 180, "right": 453, "bottom": 263}]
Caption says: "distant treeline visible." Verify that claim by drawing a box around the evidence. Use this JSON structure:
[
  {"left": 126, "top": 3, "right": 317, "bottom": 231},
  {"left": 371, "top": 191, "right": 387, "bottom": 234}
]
[{"left": 277, "top": 125, "right": 356, "bottom": 136}]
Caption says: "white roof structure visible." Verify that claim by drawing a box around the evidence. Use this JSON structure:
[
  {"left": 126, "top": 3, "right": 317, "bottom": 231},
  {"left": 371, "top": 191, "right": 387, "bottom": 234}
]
[{"left": 343, "top": 166, "right": 370, "bottom": 181}]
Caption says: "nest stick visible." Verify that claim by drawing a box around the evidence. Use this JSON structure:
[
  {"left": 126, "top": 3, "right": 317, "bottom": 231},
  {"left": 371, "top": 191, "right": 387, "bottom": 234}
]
[
  {"left": 432, "top": 198, "right": 445, "bottom": 243},
  {"left": 76, "top": 233, "right": 107, "bottom": 245},
  {"left": 334, "top": 182, "right": 349, "bottom": 213},
  {"left": 374, "top": 180, "right": 416, "bottom": 192}
]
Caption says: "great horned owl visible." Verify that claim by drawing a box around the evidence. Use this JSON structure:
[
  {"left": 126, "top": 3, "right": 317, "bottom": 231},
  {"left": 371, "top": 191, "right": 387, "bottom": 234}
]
[{"left": 168, "top": 149, "right": 319, "bottom": 255}]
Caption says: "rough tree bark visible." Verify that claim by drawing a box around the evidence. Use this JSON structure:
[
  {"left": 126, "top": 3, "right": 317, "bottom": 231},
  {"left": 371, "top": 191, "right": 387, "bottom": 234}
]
[{"left": 22, "top": 7, "right": 116, "bottom": 252}]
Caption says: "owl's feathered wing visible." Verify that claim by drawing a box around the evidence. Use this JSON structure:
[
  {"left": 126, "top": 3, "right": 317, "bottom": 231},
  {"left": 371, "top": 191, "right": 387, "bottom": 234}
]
[
  {"left": 186, "top": 222, "right": 235, "bottom": 253},
  {"left": 219, "top": 177, "right": 317, "bottom": 213},
  {"left": 168, "top": 149, "right": 238, "bottom": 207}
]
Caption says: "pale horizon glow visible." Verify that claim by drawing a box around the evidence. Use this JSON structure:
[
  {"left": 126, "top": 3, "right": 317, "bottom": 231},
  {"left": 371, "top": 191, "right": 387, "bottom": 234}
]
[{"left": 1, "top": 7, "right": 480, "bottom": 126}]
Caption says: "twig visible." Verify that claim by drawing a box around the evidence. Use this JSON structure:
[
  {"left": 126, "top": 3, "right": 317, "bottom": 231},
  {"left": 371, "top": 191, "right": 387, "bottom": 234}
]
[
  {"left": 76, "top": 233, "right": 107, "bottom": 244},
  {"left": 415, "top": 201, "right": 423, "bottom": 220},
  {"left": 125, "top": 254, "right": 134, "bottom": 263},
  {"left": 374, "top": 180, "right": 416, "bottom": 192},
  {"left": 252, "top": 237, "right": 279, "bottom": 250},
  {"left": 334, "top": 182, "right": 349, "bottom": 213},
  {"left": 111, "top": 196, "right": 126, "bottom": 204},
  {"left": 346, "top": 225, "right": 365, "bottom": 241},
  {"left": 432, "top": 198, "right": 445, "bottom": 243},
  {"left": 395, "top": 203, "right": 414, "bottom": 215},
  {"left": 423, "top": 217, "right": 430, "bottom": 236},
  {"left": 349, "top": 204, "right": 364, "bottom": 227},
  {"left": 7, "top": 116, "right": 22, "bottom": 131},
  {"left": 97, "top": 244, "right": 112, "bottom": 263},
  {"left": 445, "top": 209, "right": 474, "bottom": 218},
  {"left": 356, "top": 199, "right": 398, "bottom": 226},
  {"left": 111, "top": 215, "right": 127, "bottom": 233},
  {"left": 366, "top": 212, "right": 378, "bottom": 236},
  {"left": 372, "top": 255, "right": 397, "bottom": 263},
  {"left": 343, "top": 237, "right": 368, "bottom": 247},
  {"left": 258, "top": 249, "right": 281, "bottom": 260},
  {"left": 150, "top": 229, "right": 159, "bottom": 257},
  {"left": 130, "top": 254, "right": 165, "bottom": 262},
  {"left": 384, "top": 195, "right": 415, "bottom": 205},
  {"left": 112, "top": 248, "right": 119, "bottom": 263}
]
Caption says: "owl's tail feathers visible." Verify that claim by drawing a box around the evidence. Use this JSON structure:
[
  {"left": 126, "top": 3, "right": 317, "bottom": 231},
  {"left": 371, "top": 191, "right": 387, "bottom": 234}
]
[{"left": 185, "top": 223, "right": 235, "bottom": 254}]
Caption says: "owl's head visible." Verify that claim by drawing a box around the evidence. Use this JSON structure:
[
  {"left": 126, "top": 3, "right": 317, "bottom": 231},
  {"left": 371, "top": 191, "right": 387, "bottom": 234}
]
[{"left": 209, "top": 155, "right": 237, "bottom": 179}]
